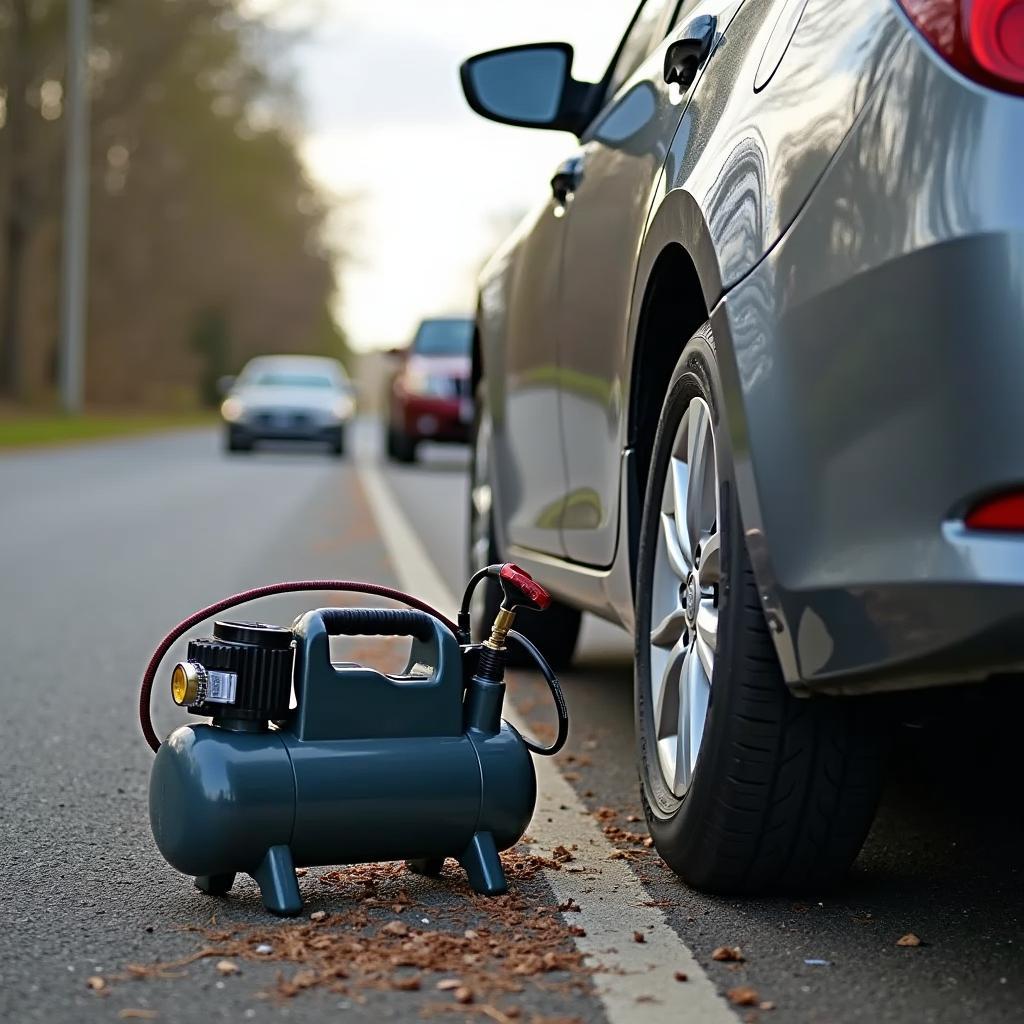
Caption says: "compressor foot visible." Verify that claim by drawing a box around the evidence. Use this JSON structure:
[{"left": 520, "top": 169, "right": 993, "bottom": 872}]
[
  {"left": 407, "top": 857, "right": 445, "bottom": 877},
  {"left": 252, "top": 845, "right": 303, "bottom": 916},
  {"left": 195, "top": 872, "right": 236, "bottom": 897},
  {"left": 458, "top": 832, "right": 507, "bottom": 896}
]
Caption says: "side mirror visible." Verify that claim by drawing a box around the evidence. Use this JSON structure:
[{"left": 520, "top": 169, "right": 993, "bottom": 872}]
[
  {"left": 217, "top": 375, "right": 236, "bottom": 396},
  {"left": 460, "top": 43, "right": 590, "bottom": 134}
]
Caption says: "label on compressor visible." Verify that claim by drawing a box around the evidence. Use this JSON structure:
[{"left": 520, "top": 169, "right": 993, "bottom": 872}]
[{"left": 205, "top": 670, "right": 238, "bottom": 704}]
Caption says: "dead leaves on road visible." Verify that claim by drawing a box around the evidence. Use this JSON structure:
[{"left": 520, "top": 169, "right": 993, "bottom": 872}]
[
  {"left": 727, "top": 985, "right": 760, "bottom": 1006},
  {"left": 107, "top": 853, "right": 594, "bottom": 1021},
  {"left": 711, "top": 945, "right": 745, "bottom": 963}
]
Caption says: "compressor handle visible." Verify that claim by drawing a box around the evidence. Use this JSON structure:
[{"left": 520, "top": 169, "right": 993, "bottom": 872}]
[
  {"left": 139, "top": 579, "right": 459, "bottom": 753},
  {"left": 318, "top": 608, "right": 435, "bottom": 642}
]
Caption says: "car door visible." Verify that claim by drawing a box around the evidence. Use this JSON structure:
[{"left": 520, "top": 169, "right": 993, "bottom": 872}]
[
  {"left": 486, "top": 198, "right": 574, "bottom": 556},
  {"left": 555, "top": 0, "right": 741, "bottom": 566}
]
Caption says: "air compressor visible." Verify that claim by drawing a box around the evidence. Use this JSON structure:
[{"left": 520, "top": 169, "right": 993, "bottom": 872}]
[{"left": 140, "top": 563, "right": 567, "bottom": 915}]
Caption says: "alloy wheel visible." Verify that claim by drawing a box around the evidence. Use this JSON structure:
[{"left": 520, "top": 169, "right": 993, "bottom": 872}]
[{"left": 647, "top": 396, "right": 721, "bottom": 798}]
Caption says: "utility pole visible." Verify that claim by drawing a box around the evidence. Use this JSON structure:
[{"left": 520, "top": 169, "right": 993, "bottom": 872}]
[{"left": 58, "top": 0, "right": 90, "bottom": 414}]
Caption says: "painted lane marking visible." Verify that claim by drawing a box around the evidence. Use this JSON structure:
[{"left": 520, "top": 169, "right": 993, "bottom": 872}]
[{"left": 356, "top": 455, "right": 736, "bottom": 1024}]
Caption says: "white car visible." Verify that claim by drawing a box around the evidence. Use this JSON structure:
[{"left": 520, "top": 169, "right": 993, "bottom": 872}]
[{"left": 220, "top": 355, "right": 355, "bottom": 456}]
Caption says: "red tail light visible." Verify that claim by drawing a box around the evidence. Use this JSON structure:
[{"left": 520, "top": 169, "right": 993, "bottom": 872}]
[
  {"left": 964, "top": 492, "right": 1024, "bottom": 530},
  {"left": 896, "top": 0, "right": 1024, "bottom": 94}
]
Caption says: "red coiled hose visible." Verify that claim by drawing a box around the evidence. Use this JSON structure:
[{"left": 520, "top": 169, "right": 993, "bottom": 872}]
[{"left": 139, "top": 580, "right": 459, "bottom": 753}]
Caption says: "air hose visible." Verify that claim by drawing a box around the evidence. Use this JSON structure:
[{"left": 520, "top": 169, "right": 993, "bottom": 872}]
[
  {"left": 506, "top": 629, "right": 569, "bottom": 757},
  {"left": 139, "top": 576, "right": 568, "bottom": 757},
  {"left": 456, "top": 565, "right": 569, "bottom": 758}
]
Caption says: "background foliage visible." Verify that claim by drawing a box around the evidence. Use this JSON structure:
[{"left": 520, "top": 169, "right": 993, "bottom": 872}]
[{"left": 0, "top": 0, "right": 348, "bottom": 408}]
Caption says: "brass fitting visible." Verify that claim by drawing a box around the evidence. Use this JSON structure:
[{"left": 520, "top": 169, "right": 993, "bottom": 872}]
[
  {"left": 483, "top": 607, "right": 516, "bottom": 651},
  {"left": 171, "top": 661, "right": 207, "bottom": 707}
]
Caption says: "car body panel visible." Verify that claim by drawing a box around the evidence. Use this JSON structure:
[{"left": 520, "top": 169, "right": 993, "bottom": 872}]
[
  {"left": 505, "top": 446, "right": 639, "bottom": 633},
  {"left": 477, "top": 201, "right": 572, "bottom": 556},
  {"left": 557, "top": 0, "right": 746, "bottom": 566},
  {"left": 662, "top": 0, "right": 901, "bottom": 294},
  {"left": 711, "top": 24, "right": 1024, "bottom": 692},
  {"left": 472, "top": 0, "right": 1024, "bottom": 694},
  {"left": 555, "top": 0, "right": 902, "bottom": 569}
]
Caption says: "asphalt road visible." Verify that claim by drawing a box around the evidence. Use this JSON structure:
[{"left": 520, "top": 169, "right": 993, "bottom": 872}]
[
  {"left": 1, "top": 425, "right": 1022, "bottom": 1024},
  {"left": 382, "top": 436, "right": 1024, "bottom": 1024}
]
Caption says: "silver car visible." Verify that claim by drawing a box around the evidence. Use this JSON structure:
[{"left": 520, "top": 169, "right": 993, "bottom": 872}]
[
  {"left": 462, "top": 0, "right": 1024, "bottom": 892},
  {"left": 221, "top": 355, "right": 355, "bottom": 456}
]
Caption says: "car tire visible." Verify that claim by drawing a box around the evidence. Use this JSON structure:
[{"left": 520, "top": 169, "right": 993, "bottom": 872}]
[
  {"left": 329, "top": 426, "right": 345, "bottom": 457},
  {"left": 225, "top": 427, "right": 252, "bottom": 453},
  {"left": 634, "top": 322, "right": 887, "bottom": 893},
  {"left": 468, "top": 382, "right": 581, "bottom": 670},
  {"left": 387, "top": 425, "right": 418, "bottom": 463}
]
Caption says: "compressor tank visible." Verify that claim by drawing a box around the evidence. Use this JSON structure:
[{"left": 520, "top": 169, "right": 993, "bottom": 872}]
[
  {"left": 149, "top": 607, "right": 537, "bottom": 914},
  {"left": 149, "top": 721, "right": 535, "bottom": 875}
]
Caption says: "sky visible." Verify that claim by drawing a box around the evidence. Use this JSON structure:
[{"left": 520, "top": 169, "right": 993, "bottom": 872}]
[{"left": 250, "top": 1, "right": 631, "bottom": 352}]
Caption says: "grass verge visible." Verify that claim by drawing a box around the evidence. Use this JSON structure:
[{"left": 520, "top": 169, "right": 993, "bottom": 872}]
[{"left": 0, "top": 411, "right": 216, "bottom": 450}]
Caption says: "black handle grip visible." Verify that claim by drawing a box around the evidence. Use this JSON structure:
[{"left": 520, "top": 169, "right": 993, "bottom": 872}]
[
  {"left": 317, "top": 608, "right": 436, "bottom": 642},
  {"left": 550, "top": 154, "right": 584, "bottom": 204},
  {"left": 550, "top": 169, "right": 578, "bottom": 203},
  {"left": 664, "top": 14, "right": 717, "bottom": 88}
]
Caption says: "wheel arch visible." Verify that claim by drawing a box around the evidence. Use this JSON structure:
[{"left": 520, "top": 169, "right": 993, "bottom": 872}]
[
  {"left": 624, "top": 189, "right": 723, "bottom": 585},
  {"left": 627, "top": 244, "right": 709, "bottom": 517}
]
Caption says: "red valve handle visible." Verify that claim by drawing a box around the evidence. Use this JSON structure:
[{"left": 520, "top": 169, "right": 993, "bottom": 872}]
[{"left": 498, "top": 562, "right": 551, "bottom": 611}]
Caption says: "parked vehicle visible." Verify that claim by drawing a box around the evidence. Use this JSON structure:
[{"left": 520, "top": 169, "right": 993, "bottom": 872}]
[
  {"left": 386, "top": 317, "right": 474, "bottom": 463},
  {"left": 461, "top": 0, "right": 1024, "bottom": 893},
  {"left": 220, "top": 355, "right": 355, "bottom": 456}
]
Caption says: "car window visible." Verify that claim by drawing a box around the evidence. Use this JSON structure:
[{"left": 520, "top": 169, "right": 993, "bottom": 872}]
[
  {"left": 605, "top": 0, "right": 678, "bottom": 99},
  {"left": 249, "top": 372, "right": 337, "bottom": 389},
  {"left": 666, "top": 0, "right": 702, "bottom": 31},
  {"left": 413, "top": 320, "right": 473, "bottom": 356}
]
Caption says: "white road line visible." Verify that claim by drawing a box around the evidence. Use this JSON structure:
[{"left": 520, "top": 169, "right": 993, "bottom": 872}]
[
  {"left": 356, "top": 456, "right": 736, "bottom": 1024},
  {"left": 355, "top": 455, "right": 462, "bottom": 619}
]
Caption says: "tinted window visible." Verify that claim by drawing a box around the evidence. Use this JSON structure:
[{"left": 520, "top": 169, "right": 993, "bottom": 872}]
[
  {"left": 667, "top": 0, "right": 700, "bottom": 31},
  {"left": 413, "top": 320, "right": 473, "bottom": 356},
  {"left": 606, "top": 0, "right": 676, "bottom": 98},
  {"left": 249, "top": 372, "right": 336, "bottom": 388}
]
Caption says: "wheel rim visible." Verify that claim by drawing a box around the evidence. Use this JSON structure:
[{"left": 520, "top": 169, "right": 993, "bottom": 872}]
[
  {"left": 647, "top": 396, "right": 721, "bottom": 799},
  {"left": 469, "top": 406, "right": 494, "bottom": 627}
]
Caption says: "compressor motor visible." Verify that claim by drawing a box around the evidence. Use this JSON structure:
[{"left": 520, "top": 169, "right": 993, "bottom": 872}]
[{"left": 141, "top": 563, "right": 566, "bottom": 916}]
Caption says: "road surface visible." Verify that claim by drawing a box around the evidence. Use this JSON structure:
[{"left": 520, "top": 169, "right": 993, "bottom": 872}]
[{"left": 1, "top": 424, "right": 1021, "bottom": 1023}]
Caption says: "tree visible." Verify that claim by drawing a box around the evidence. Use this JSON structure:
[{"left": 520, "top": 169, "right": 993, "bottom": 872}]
[{"left": 0, "top": 0, "right": 348, "bottom": 406}]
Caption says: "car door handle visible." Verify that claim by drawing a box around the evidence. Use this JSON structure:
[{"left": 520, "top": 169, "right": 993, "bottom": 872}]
[
  {"left": 663, "top": 14, "right": 717, "bottom": 89},
  {"left": 550, "top": 155, "right": 584, "bottom": 204}
]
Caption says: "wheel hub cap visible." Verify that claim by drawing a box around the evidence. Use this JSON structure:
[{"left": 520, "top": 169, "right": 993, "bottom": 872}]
[{"left": 684, "top": 574, "right": 698, "bottom": 627}]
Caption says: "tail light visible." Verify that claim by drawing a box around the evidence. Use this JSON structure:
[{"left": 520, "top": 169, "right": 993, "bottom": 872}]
[
  {"left": 964, "top": 492, "right": 1024, "bottom": 530},
  {"left": 896, "top": 0, "right": 1024, "bottom": 95}
]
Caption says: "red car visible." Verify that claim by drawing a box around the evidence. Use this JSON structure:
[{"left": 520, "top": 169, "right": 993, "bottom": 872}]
[{"left": 386, "top": 317, "right": 473, "bottom": 463}]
